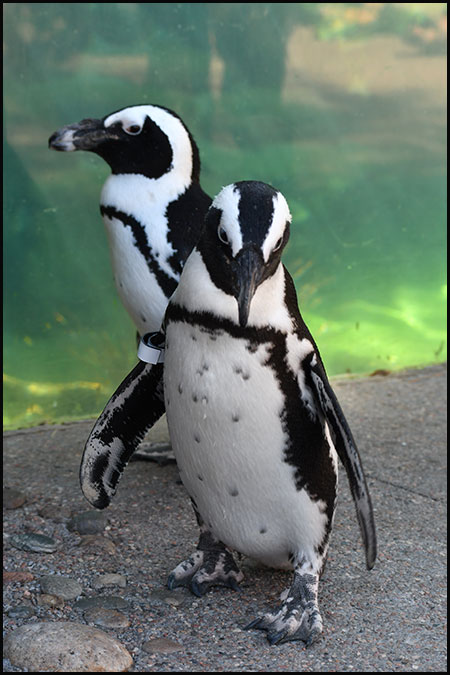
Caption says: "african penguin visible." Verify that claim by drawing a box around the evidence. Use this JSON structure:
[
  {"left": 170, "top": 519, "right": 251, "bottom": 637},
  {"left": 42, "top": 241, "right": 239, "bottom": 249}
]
[
  {"left": 79, "top": 181, "right": 377, "bottom": 646},
  {"left": 49, "top": 104, "right": 212, "bottom": 337}
]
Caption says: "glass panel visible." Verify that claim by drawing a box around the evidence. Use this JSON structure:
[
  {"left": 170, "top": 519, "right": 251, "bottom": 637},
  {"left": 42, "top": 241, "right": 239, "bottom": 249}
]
[{"left": 4, "top": 3, "right": 447, "bottom": 429}]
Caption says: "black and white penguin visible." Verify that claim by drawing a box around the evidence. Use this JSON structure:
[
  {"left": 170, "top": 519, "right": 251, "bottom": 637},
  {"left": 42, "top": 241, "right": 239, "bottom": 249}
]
[
  {"left": 49, "top": 104, "right": 212, "bottom": 336},
  {"left": 79, "top": 181, "right": 376, "bottom": 646}
]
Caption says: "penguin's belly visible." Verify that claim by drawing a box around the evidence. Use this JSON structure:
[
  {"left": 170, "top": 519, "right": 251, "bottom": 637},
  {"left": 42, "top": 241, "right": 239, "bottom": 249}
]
[
  {"left": 103, "top": 214, "right": 176, "bottom": 334},
  {"left": 164, "top": 321, "right": 329, "bottom": 569}
]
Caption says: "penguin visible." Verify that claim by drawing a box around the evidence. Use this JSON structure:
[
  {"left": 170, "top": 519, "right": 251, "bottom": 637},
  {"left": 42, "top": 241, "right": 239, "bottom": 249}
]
[
  {"left": 79, "top": 181, "right": 377, "bottom": 646},
  {"left": 49, "top": 104, "right": 212, "bottom": 337}
]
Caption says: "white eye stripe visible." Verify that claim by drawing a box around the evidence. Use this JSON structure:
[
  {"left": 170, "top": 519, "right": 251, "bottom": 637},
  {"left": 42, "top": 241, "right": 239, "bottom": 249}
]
[
  {"left": 104, "top": 107, "right": 150, "bottom": 130},
  {"left": 261, "top": 193, "right": 292, "bottom": 261},
  {"left": 212, "top": 185, "right": 243, "bottom": 256},
  {"left": 211, "top": 185, "right": 291, "bottom": 259}
]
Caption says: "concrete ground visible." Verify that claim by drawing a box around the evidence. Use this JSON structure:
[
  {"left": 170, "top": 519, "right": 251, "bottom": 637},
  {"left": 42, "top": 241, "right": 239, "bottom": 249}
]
[{"left": 3, "top": 364, "right": 447, "bottom": 672}]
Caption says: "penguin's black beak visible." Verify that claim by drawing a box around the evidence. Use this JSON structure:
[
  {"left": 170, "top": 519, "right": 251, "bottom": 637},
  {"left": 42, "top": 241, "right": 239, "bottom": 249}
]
[
  {"left": 234, "top": 246, "right": 264, "bottom": 328},
  {"left": 49, "top": 118, "right": 113, "bottom": 152}
]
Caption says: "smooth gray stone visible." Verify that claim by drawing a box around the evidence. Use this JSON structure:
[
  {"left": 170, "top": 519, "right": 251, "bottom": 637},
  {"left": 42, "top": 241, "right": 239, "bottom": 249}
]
[
  {"left": 40, "top": 574, "right": 82, "bottom": 600},
  {"left": 10, "top": 533, "right": 57, "bottom": 553}
]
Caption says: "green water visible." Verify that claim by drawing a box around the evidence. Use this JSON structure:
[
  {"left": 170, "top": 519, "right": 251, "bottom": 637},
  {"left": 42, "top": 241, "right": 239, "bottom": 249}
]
[{"left": 4, "top": 3, "right": 447, "bottom": 430}]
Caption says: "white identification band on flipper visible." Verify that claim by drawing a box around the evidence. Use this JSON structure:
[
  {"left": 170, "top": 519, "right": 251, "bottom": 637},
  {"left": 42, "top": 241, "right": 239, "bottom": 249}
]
[{"left": 137, "top": 332, "right": 165, "bottom": 364}]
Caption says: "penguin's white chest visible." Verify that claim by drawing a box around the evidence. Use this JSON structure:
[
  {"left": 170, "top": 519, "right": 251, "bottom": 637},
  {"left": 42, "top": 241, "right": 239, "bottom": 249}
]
[
  {"left": 100, "top": 175, "right": 181, "bottom": 334},
  {"left": 102, "top": 212, "right": 170, "bottom": 334},
  {"left": 164, "top": 320, "right": 329, "bottom": 569}
]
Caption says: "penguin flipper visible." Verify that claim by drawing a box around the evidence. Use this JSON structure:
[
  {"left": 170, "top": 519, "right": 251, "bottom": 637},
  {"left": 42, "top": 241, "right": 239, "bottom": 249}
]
[
  {"left": 306, "top": 355, "right": 377, "bottom": 570},
  {"left": 80, "top": 360, "right": 165, "bottom": 509}
]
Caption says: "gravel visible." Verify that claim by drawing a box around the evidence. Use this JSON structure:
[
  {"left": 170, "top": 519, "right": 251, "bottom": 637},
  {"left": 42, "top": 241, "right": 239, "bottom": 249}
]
[{"left": 3, "top": 364, "right": 447, "bottom": 672}]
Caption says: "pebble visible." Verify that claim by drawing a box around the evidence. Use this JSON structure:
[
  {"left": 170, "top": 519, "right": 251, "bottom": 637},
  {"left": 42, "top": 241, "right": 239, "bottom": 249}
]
[
  {"left": 92, "top": 573, "right": 127, "bottom": 589},
  {"left": 10, "top": 533, "right": 57, "bottom": 553},
  {"left": 84, "top": 607, "right": 131, "bottom": 629},
  {"left": 3, "top": 570, "right": 34, "bottom": 584},
  {"left": 142, "top": 637, "right": 184, "bottom": 654},
  {"left": 78, "top": 535, "right": 116, "bottom": 554},
  {"left": 148, "top": 589, "right": 187, "bottom": 608},
  {"left": 3, "top": 487, "right": 27, "bottom": 509},
  {"left": 40, "top": 574, "right": 83, "bottom": 600},
  {"left": 4, "top": 621, "right": 133, "bottom": 672},
  {"left": 7, "top": 604, "right": 35, "bottom": 619},
  {"left": 74, "top": 595, "right": 129, "bottom": 611},
  {"left": 36, "top": 593, "right": 65, "bottom": 608},
  {"left": 37, "top": 503, "right": 73, "bottom": 523},
  {"left": 67, "top": 510, "right": 108, "bottom": 535}
]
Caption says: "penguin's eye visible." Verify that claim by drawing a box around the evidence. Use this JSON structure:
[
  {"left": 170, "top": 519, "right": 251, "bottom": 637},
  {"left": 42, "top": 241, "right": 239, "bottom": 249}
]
[
  {"left": 218, "top": 226, "right": 230, "bottom": 246},
  {"left": 273, "top": 236, "right": 283, "bottom": 252},
  {"left": 124, "top": 124, "right": 142, "bottom": 135}
]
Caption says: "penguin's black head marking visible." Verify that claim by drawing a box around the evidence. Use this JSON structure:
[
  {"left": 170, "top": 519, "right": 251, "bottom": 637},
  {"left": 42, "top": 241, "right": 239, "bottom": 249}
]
[
  {"left": 49, "top": 104, "right": 200, "bottom": 181},
  {"left": 197, "top": 181, "right": 292, "bottom": 327}
]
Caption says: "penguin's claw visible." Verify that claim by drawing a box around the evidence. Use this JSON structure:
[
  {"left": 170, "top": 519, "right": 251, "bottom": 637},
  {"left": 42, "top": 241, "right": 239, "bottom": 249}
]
[
  {"left": 189, "top": 578, "right": 207, "bottom": 597},
  {"left": 267, "top": 629, "right": 287, "bottom": 645},
  {"left": 167, "top": 548, "right": 244, "bottom": 596},
  {"left": 246, "top": 609, "right": 323, "bottom": 646},
  {"left": 167, "top": 572, "right": 183, "bottom": 591},
  {"left": 244, "top": 610, "right": 322, "bottom": 647},
  {"left": 228, "top": 577, "right": 243, "bottom": 592},
  {"left": 245, "top": 570, "right": 323, "bottom": 646},
  {"left": 244, "top": 617, "right": 264, "bottom": 631}
]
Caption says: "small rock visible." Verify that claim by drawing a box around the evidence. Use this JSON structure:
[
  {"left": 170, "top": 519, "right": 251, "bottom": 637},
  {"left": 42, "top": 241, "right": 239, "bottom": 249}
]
[
  {"left": 40, "top": 575, "right": 82, "bottom": 600},
  {"left": 7, "top": 604, "right": 35, "bottom": 619},
  {"left": 84, "top": 607, "right": 130, "bottom": 629},
  {"left": 36, "top": 593, "right": 65, "bottom": 608},
  {"left": 38, "top": 503, "right": 73, "bottom": 522},
  {"left": 67, "top": 510, "right": 108, "bottom": 535},
  {"left": 78, "top": 535, "right": 116, "bottom": 555},
  {"left": 74, "top": 595, "right": 129, "bottom": 611},
  {"left": 142, "top": 637, "right": 184, "bottom": 654},
  {"left": 3, "top": 487, "right": 27, "bottom": 509},
  {"left": 3, "top": 570, "right": 34, "bottom": 584},
  {"left": 10, "top": 533, "right": 57, "bottom": 553},
  {"left": 149, "top": 589, "right": 186, "bottom": 607},
  {"left": 92, "top": 573, "right": 127, "bottom": 590},
  {"left": 4, "top": 621, "right": 133, "bottom": 672}
]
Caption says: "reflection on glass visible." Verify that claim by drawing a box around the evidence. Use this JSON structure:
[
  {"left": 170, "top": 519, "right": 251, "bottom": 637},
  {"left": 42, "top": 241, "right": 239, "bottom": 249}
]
[{"left": 3, "top": 3, "right": 447, "bottom": 429}]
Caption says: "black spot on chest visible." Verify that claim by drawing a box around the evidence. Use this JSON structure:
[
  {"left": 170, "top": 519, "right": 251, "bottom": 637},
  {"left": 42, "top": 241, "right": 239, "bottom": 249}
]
[{"left": 165, "top": 304, "right": 337, "bottom": 524}]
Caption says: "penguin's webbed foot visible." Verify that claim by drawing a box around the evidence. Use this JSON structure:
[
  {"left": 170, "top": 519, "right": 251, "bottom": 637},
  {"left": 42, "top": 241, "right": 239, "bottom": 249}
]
[
  {"left": 167, "top": 532, "right": 244, "bottom": 596},
  {"left": 245, "top": 569, "right": 322, "bottom": 646}
]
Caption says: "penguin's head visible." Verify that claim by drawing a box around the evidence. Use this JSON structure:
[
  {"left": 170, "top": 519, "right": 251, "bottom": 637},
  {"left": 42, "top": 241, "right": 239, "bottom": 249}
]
[
  {"left": 49, "top": 104, "right": 200, "bottom": 181},
  {"left": 198, "top": 181, "right": 292, "bottom": 328}
]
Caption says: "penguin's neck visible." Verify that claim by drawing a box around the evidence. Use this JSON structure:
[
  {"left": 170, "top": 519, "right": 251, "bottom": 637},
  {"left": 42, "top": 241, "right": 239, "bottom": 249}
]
[
  {"left": 172, "top": 249, "right": 294, "bottom": 333},
  {"left": 100, "top": 164, "right": 192, "bottom": 226}
]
